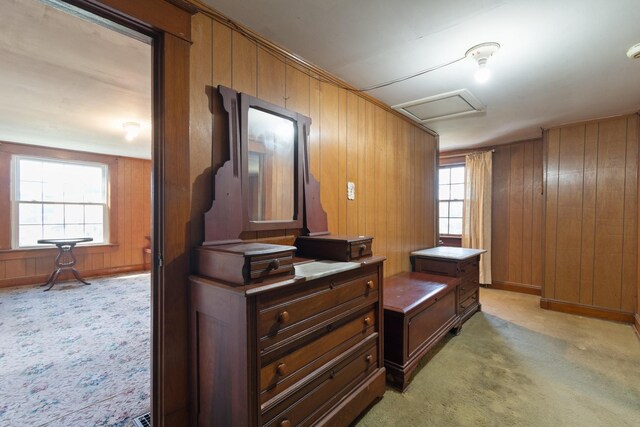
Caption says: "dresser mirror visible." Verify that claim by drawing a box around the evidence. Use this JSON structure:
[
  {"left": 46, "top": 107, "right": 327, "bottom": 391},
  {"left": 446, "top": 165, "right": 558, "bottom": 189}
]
[
  {"left": 204, "top": 86, "right": 327, "bottom": 245},
  {"left": 246, "top": 106, "right": 296, "bottom": 222}
]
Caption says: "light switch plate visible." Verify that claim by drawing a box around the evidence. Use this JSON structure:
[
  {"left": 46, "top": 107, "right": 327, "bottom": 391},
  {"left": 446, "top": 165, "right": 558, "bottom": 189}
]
[{"left": 347, "top": 182, "right": 355, "bottom": 200}]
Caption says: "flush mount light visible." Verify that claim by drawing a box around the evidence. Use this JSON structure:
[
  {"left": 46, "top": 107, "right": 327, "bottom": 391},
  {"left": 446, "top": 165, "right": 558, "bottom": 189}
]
[
  {"left": 122, "top": 121, "right": 140, "bottom": 141},
  {"left": 466, "top": 42, "right": 500, "bottom": 83},
  {"left": 627, "top": 43, "right": 640, "bottom": 59}
]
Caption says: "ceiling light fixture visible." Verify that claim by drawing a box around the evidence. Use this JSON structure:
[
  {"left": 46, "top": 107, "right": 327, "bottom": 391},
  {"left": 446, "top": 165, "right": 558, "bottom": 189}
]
[
  {"left": 627, "top": 43, "right": 640, "bottom": 59},
  {"left": 122, "top": 121, "right": 140, "bottom": 141},
  {"left": 466, "top": 42, "right": 500, "bottom": 83},
  {"left": 360, "top": 41, "right": 501, "bottom": 91}
]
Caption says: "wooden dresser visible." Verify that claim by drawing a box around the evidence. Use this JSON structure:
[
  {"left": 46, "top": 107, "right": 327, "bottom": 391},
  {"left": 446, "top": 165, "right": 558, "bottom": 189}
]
[
  {"left": 411, "top": 247, "right": 486, "bottom": 324},
  {"left": 190, "top": 257, "right": 386, "bottom": 426}
]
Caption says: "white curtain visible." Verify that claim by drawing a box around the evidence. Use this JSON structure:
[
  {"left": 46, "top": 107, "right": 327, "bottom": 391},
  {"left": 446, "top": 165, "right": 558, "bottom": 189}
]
[{"left": 462, "top": 151, "right": 492, "bottom": 284}]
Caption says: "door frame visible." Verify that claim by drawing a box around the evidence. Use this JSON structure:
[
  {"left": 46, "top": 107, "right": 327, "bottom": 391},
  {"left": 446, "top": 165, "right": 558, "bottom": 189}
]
[{"left": 64, "top": 0, "right": 194, "bottom": 424}]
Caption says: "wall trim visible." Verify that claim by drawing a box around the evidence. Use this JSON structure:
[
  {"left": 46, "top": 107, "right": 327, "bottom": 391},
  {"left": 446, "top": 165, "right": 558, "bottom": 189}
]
[
  {"left": 490, "top": 280, "right": 541, "bottom": 296},
  {"left": 0, "top": 264, "right": 146, "bottom": 289},
  {"left": 634, "top": 313, "right": 640, "bottom": 341},
  {"left": 540, "top": 298, "right": 635, "bottom": 324}
]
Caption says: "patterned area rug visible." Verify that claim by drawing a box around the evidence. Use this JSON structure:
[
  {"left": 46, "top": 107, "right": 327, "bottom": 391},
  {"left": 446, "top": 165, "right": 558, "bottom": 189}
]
[{"left": 0, "top": 273, "right": 150, "bottom": 427}]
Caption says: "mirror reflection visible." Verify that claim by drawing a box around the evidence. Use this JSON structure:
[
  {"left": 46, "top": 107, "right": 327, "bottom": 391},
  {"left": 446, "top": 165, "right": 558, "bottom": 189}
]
[{"left": 247, "top": 107, "right": 295, "bottom": 221}]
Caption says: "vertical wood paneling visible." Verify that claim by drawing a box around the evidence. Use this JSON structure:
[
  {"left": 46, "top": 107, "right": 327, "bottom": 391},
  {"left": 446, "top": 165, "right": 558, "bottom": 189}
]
[
  {"left": 521, "top": 143, "right": 534, "bottom": 284},
  {"left": 0, "top": 151, "right": 11, "bottom": 250},
  {"left": 231, "top": 31, "right": 257, "bottom": 96},
  {"left": 337, "top": 88, "right": 348, "bottom": 235},
  {"left": 384, "top": 114, "right": 397, "bottom": 275},
  {"left": 593, "top": 119, "right": 627, "bottom": 309},
  {"left": 186, "top": 13, "right": 438, "bottom": 281},
  {"left": 543, "top": 115, "right": 638, "bottom": 314},
  {"left": 212, "top": 21, "right": 231, "bottom": 87},
  {"left": 544, "top": 130, "right": 560, "bottom": 299},
  {"left": 491, "top": 139, "right": 544, "bottom": 292},
  {"left": 309, "top": 77, "right": 321, "bottom": 179},
  {"left": 531, "top": 142, "right": 543, "bottom": 287},
  {"left": 355, "top": 98, "right": 370, "bottom": 236},
  {"left": 373, "top": 106, "right": 388, "bottom": 261},
  {"left": 554, "top": 126, "right": 584, "bottom": 302},
  {"left": 284, "top": 63, "right": 309, "bottom": 115},
  {"left": 257, "top": 48, "right": 285, "bottom": 107},
  {"left": 362, "top": 100, "right": 374, "bottom": 238},
  {"left": 345, "top": 91, "right": 359, "bottom": 236},
  {"left": 491, "top": 146, "right": 510, "bottom": 282},
  {"left": 621, "top": 115, "right": 638, "bottom": 312},
  {"left": 319, "top": 82, "right": 339, "bottom": 234},
  {"left": 580, "top": 123, "right": 599, "bottom": 305},
  {"left": 508, "top": 145, "right": 524, "bottom": 283}
]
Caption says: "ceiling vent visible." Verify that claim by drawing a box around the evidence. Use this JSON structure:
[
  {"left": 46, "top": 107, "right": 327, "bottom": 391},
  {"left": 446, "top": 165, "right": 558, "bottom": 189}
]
[{"left": 392, "top": 89, "right": 485, "bottom": 124}]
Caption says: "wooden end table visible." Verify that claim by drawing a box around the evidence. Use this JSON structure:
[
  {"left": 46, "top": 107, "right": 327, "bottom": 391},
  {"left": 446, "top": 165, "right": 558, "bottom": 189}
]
[{"left": 37, "top": 237, "right": 93, "bottom": 291}]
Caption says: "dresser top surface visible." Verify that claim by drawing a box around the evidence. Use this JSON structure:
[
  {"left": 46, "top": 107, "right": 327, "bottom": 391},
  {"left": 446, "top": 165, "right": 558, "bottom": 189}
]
[{"left": 411, "top": 246, "right": 486, "bottom": 261}]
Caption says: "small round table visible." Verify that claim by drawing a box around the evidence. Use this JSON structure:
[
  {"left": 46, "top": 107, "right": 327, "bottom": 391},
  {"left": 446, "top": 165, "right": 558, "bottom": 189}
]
[{"left": 37, "top": 237, "right": 93, "bottom": 291}]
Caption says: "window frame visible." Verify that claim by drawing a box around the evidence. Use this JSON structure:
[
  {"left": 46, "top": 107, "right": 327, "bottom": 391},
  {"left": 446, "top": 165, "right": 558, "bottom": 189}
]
[
  {"left": 438, "top": 164, "right": 465, "bottom": 237},
  {"left": 10, "top": 154, "right": 111, "bottom": 250}
]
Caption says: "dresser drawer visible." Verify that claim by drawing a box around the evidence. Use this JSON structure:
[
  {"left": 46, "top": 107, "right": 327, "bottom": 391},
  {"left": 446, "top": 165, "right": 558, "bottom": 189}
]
[
  {"left": 413, "top": 258, "right": 457, "bottom": 277},
  {"left": 459, "top": 290, "right": 478, "bottom": 313},
  {"left": 258, "top": 271, "right": 379, "bottom": 351},
  {"left": 459, "top": 281, "right": 479, "bottom": 303},
  {"left": 262, "top": 337, "right": 378, "bottom": 427},
  {"left": 260, "top": 308, "right": 376, "bottom": 404}
]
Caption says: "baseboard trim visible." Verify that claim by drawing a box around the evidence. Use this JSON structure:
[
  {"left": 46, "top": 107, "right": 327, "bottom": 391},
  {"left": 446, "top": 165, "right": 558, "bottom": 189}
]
[
  {"left": 540, "top": 298, "right": 634, "bottom": 324},
  {"left": 0, "top": 264, "right": 148, "bottom": 289},
  {"left": 634, "top": 313, "right": 640, "bottom": 341},
  {"left": 489, "top": 280, "right": 541, "bottom": 296}
]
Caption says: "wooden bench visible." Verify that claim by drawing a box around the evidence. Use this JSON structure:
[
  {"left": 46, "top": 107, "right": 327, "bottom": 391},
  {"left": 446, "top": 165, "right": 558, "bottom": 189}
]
[{"left": 383, "top": 272, "right": 460, "bottom": 391}]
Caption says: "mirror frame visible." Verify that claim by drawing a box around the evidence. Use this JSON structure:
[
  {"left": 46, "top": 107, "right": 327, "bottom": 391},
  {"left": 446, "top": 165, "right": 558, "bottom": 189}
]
[{"left": 240, "top": 93, "right": 304, "bottom": 231}]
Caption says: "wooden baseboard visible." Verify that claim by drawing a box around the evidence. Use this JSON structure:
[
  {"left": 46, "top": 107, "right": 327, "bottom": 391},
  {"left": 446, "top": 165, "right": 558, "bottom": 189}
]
[
  {"left": 489, "top": 280, "right": 541, "bottom": 296},
  {"left": 540, "top": 298, "right": 635, "bottom": 324},
  {"left": 634, "top": 313, "right": 640, "bottom": 341},
  {"left": 0, "top": 264, "right": 147, "bottom": 289}
]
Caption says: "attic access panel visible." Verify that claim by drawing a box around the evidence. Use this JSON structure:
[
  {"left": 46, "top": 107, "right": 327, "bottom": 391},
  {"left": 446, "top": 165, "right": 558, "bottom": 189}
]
[{"left": 392, "top": 89, "right": 485, "bottom": 123}]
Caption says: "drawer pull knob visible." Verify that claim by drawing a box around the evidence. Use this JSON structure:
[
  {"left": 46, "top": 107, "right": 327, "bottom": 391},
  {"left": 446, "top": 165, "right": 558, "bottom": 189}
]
[
  {"left": 277, "top": 311, "right": 290, "bottom": 324},
  {"left": 269, "top": 259, "right": 281, "bottom": 270},
  {"left": 472, "top": 280, "right": 478, "bottom": 285},
  {"left": 365, "top": 354, "right": 373, "bottom": 364},
  {"left": 276, "top": 363, "right": 287, "bottom": 376},
  {"left": 358, "top": 244, "right": 367, "bottom": 253},
  {"left": 366, "top": 280, "right": 374, "bottom": 289},
  {"left": 364, "top": 316, "right": 372, "bottom": 326},
  {"left": 461, "top": 287, "right": 466, "bottom": 291},
  {"left": 280, "top": 419, "right": 291, "bottom": 427}
]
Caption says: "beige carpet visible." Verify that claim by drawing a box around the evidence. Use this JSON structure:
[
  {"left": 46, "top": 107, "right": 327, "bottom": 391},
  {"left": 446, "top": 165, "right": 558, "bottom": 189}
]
[{"left": 356, "top": 288, "right": 640, "bottom": 426}]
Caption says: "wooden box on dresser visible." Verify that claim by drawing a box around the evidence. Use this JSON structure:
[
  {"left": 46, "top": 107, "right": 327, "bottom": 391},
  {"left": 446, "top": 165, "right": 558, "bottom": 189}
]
[
  {"left": 189, "top": 256, "right": 386, "bottom": 426},
  {"left": 411, "top": 247, "right": 486, "bottom": 324}
]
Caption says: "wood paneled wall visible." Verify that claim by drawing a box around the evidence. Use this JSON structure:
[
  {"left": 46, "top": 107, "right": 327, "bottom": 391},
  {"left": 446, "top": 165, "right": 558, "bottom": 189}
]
[
  {"left": 188, "top": 13, "right": 438, "bottom": 277},
  {"left": 492, "top": 139, "right": 544, "bottom": 295},
  {"left": 543, "top": 114, "right": 638, "bottom": 319},
  {"left": 0, "top": 142, "right": 151, "bottom": 288}
]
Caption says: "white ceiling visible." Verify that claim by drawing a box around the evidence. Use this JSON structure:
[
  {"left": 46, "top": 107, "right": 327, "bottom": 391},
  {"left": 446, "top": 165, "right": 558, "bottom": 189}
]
[
  {"left": 0, "top": 0, "right": 152, "bottom": 159},
  {"left": 202, "top": 0, "right": 640, "bottom": 150}
]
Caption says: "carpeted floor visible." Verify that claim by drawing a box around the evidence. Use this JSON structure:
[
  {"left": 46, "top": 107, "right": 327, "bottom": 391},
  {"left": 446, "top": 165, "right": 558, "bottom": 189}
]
[
  {"left": 0, "top": 273, "right": 150, "bottom": 427},
  {"left": 356, "top": 288, "right": 640, "bottom": 427}
]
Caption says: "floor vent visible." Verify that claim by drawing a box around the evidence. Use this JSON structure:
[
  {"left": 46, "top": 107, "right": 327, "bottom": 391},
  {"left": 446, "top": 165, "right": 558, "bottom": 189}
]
[
  {"left": 392, "top": 89, "right": 485, "bottom": 124},
  {"left": 132, "top": 412, "right": 151, "bottom": 427}
]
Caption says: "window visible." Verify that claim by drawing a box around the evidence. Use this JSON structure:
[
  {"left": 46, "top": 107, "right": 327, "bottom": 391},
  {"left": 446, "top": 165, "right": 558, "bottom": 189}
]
[
  {"left": 14, "top": 156, "right": 108, "bottom": 248},
  {"left": 439, "top": 165, "right": 465, "bottom": 235}
]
